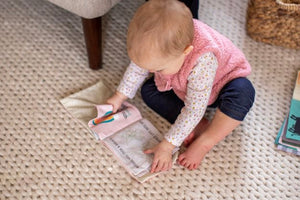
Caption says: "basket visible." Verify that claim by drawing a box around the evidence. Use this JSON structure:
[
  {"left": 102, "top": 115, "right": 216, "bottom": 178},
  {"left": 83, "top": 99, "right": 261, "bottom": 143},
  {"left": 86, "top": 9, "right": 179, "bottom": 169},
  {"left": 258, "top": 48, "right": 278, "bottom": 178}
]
[{"left": 246, "top": 0, "right": 300, "bottom": 49}]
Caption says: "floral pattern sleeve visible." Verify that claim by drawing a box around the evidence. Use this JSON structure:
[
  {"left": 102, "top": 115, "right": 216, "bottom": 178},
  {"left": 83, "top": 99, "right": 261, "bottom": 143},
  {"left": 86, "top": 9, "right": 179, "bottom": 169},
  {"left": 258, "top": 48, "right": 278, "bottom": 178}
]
[
  {"left": 164, "top": 52, "right": 218, "bottom": 146},
  {"left": 117, "top": 61, "right": 149, "bottom": 99}
]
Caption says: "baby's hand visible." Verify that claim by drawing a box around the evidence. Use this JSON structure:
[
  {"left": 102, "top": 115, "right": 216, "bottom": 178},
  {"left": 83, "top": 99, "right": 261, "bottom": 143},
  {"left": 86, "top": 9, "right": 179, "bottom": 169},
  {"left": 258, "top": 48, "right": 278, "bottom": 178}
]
[
  {"left": 106, "top": 91, "right": 127, "bottom": 113},
  {"left": 144, "top": 139, "right": 175, "bottom": 173}
]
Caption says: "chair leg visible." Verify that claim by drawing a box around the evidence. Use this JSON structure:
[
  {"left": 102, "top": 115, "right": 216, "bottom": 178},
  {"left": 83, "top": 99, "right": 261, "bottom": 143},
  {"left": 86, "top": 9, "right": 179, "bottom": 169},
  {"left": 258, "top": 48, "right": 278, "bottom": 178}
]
[{"left": 82, "top": 17, "right": 102, "bottom": 70}]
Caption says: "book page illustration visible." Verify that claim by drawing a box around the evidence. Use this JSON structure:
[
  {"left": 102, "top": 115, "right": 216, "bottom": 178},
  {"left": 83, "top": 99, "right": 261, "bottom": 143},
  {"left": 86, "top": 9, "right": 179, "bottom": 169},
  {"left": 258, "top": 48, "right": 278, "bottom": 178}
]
[{"left": 103, "top": 119, "right": 163, "bottom": 177}]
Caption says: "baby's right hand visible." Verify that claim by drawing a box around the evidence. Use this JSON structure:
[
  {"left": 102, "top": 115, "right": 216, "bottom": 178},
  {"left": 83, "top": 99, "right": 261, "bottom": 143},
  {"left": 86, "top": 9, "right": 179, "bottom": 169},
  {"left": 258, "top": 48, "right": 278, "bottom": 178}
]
[{"left": 106, "top": 91, "right": 127, "bottom": 113}]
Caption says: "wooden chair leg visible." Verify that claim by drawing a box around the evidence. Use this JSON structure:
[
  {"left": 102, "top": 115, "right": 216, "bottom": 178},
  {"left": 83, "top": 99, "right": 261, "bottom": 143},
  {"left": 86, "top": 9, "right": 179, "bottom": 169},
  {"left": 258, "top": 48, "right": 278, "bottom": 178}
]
[{"left": 82, "top": 17, "right": 102, "bottom": 70}]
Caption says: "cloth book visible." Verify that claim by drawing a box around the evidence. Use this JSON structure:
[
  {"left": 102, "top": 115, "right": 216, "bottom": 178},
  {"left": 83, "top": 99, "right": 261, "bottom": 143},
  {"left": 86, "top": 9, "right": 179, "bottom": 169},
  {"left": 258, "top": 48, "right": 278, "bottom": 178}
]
[
  {"left": 60, "top": 80, "right": 179, "bottom": 182},
  {"left": 275, "top": 71, "right": 300, "bottom": 155},
  {"left": 88, "top": 102, "right": 179, "bottom": 182}
]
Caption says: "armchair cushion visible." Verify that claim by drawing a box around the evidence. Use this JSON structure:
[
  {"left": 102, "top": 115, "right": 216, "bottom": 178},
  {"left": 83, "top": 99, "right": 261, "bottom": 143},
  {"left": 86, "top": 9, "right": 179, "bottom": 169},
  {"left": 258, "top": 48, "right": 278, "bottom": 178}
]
[{"left": 47, "top": 0, "right": 121, "bottom": 19}]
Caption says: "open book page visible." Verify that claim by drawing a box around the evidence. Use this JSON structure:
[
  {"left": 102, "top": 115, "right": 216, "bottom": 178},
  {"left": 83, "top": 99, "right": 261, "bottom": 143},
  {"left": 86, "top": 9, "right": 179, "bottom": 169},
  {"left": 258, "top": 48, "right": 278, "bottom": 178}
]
[
  {"left": 103, "top": 119, "right": 164, "bottom": 178},
  {"left": 60, "top": 82, "right": 179, "bottom": 182},
  {"left": 88, "top": 101, "right": 179, "bottom": 182}
]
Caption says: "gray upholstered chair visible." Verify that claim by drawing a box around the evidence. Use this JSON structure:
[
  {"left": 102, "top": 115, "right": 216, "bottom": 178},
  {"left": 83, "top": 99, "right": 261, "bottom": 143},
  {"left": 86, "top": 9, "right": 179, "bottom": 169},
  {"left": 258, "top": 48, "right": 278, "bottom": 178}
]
[{"left": 46, "top": 0, "right": 121, "bottom": 69}]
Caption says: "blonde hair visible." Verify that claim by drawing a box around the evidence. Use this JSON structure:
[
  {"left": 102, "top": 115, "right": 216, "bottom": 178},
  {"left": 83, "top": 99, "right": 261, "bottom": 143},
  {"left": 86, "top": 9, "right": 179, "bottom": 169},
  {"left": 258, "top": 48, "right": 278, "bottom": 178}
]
[{"left": 127, "top": 0, "right": 194, "bottom": 64}]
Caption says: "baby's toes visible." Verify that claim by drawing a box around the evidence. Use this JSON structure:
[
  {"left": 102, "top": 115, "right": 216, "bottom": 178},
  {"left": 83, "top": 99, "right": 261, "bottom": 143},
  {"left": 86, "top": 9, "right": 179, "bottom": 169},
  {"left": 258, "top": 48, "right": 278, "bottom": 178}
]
[
  {"left": 179, "top": 158, "right": 187, "bottom": 166},
  {"left": 177, "top": 153, "right": 185, "bottom": 162},
  {"left": 192, "top": 163, "right": 197, "bottom": 169},
  {"left": 188, "top": 164, "right": 194, "bottom": 170},
  {"left": 184, "top": 161, "right": 191, "bottom": 168},
  {"left": 192, "top": 162, "right": 200, "bottom": 170}
]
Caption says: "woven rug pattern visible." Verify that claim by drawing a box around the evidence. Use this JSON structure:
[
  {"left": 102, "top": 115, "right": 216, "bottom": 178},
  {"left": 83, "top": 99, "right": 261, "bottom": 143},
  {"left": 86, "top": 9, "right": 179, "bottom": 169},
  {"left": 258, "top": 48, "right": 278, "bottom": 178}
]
[{"left": 0, "top": 0, "right": 299, "bottom": 199}]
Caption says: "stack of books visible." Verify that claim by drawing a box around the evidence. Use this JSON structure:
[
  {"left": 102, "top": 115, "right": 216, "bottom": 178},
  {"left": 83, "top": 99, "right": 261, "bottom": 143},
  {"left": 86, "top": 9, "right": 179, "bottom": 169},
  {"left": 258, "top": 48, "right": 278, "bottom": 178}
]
[{"left": 275, "top": 71, "right": 300, "bottom": 156}]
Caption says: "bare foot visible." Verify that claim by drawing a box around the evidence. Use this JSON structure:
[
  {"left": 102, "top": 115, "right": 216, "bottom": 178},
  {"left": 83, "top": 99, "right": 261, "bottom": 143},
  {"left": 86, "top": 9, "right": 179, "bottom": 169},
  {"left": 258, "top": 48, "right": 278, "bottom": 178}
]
[
  {"left": 178, "top": 109, "right": 241, "bottom": 170},
  {"left": 183, "top": 118, "right": 210, "bottom": 147},
  {"left": 177, "top": 137, "right": 212, "bottom": 170}
]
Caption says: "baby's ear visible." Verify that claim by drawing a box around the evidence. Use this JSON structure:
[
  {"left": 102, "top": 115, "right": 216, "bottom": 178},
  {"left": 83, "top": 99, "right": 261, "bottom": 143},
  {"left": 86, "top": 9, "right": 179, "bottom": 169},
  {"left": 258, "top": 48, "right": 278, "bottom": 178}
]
[{"left": 184, "top": 45, "right": 194, "bottom": 55}]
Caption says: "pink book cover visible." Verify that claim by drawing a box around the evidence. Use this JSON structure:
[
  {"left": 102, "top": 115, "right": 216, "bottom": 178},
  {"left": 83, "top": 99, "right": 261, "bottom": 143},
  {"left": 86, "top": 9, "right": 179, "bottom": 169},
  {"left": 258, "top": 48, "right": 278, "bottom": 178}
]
[{"left": 88, "top": 101, "right": 142, "bottom": 140}]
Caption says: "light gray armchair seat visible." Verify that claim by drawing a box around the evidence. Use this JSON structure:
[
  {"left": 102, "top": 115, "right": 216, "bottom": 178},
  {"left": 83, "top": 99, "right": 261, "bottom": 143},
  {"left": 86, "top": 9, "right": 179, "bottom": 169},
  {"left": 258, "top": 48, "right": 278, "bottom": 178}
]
[{"left": 46, "top": 0, "right": 121, "bottom": 69}]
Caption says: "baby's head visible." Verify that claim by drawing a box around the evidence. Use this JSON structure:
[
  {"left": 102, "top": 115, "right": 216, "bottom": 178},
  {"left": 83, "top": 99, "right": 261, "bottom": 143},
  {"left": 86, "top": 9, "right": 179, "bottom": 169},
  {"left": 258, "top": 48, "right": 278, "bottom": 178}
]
[{"left": 127, "top": 0, "right": 194, "bottom": 74}]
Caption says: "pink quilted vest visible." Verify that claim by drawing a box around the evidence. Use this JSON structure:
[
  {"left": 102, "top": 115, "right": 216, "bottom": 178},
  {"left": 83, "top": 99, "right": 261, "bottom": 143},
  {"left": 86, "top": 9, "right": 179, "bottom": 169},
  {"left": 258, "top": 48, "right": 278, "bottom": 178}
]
[{"left": 154, "top": 19, "right": 251, "bottom": 105}]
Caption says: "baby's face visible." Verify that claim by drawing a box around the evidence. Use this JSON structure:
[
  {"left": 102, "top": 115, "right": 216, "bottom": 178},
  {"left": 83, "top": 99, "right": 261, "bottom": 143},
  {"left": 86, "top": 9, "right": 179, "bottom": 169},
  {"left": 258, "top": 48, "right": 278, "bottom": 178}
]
[{"left": 132, "top": 52, "right": 186, "bottom": 75}]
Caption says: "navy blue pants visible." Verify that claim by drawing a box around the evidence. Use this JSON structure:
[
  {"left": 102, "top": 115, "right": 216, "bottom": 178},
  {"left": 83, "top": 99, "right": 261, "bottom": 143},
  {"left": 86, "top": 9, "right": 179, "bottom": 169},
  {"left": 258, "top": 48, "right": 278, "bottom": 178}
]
[
  {"left": 141, "top": 77, "right": 255, "bottom": 124},
  {"left": 146, "top": 0, "right": 199, "bottom": 19},
  {"left": 180, "top": 0, "right": 199, "bottom": 19}
]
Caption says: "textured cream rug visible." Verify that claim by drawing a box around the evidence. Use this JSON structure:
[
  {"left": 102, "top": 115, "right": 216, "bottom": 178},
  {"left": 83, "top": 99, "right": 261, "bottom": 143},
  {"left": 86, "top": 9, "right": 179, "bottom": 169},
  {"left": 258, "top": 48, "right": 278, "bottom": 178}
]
[{"left": 1, "top": 0, "right": 299, "bottom": 199}]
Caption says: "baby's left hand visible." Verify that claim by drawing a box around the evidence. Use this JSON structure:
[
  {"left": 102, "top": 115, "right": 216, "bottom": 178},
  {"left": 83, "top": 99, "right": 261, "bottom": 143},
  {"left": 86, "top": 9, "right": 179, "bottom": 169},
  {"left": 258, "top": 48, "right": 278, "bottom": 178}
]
[{"left": 144, "top": 139, "right": 175, "bottom": 173}]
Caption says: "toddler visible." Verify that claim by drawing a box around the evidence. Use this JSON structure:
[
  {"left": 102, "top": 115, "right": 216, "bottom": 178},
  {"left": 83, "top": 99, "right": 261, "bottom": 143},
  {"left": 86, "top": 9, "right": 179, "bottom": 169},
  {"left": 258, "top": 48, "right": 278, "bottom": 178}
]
[{"left": 107, "top": 0, "right": 255, "bottom": 173}]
